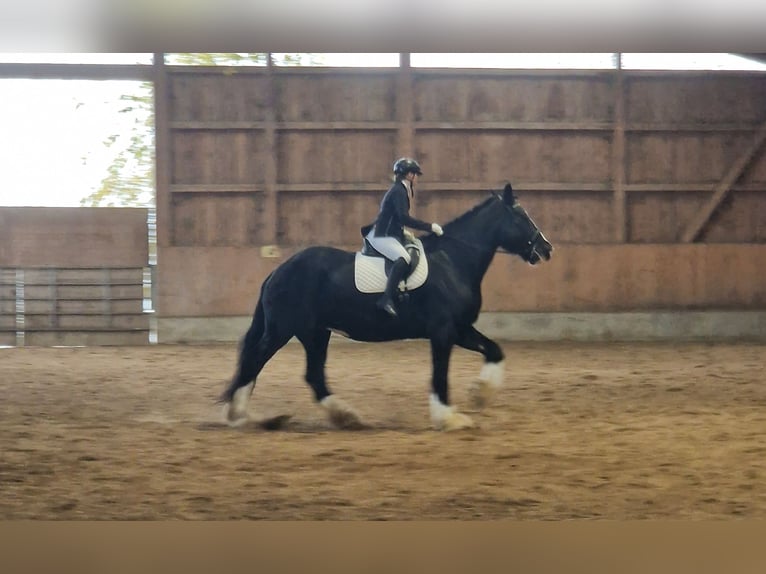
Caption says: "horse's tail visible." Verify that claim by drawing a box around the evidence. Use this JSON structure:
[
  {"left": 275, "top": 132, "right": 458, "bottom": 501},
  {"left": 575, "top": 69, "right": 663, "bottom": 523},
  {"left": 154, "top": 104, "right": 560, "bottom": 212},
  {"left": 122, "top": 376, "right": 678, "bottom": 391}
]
[{"left": 217, "top": 273, "right": 271, "bottom": 404}]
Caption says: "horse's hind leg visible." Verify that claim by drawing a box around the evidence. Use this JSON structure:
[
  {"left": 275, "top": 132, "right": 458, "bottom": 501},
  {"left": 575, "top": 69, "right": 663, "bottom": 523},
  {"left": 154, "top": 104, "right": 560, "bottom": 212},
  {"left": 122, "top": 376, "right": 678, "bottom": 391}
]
[
  {"left": 222, "top": 322, "right": 292, "bottom": 427},
  {"left": 297, "top": 328, "right": 365, "bottom": 430}
]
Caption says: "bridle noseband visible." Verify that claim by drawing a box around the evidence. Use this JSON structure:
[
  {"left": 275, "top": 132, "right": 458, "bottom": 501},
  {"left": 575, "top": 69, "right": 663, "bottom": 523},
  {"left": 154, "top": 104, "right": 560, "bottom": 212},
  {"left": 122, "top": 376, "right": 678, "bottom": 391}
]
[{"left": 499, "top": 195, "right": 543, "bottom": 261}]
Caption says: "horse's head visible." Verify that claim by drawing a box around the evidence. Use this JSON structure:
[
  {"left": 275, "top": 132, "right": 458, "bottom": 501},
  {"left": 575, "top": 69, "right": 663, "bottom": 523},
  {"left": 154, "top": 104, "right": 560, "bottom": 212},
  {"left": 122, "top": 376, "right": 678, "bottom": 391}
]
[{"left": 495, "top": 182, "right": 553, "bottom": 265}]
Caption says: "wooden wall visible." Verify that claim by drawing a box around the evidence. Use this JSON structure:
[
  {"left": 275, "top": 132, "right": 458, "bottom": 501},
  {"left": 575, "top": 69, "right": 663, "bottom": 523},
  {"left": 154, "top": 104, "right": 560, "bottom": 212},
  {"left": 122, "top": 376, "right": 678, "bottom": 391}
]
[
  {"left": 0, "top": 208, "right": 150, "bottom": 345},
  {"left": 153, "top": 59, "right": 766, "bottom": 319}
]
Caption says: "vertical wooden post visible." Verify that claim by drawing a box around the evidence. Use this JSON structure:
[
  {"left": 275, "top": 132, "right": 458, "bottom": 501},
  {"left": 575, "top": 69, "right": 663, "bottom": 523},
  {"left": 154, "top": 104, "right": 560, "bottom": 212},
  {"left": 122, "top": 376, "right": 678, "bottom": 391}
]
[
  {"left": 611, "top": 52, "right": 627, "bottom": 243},
  {"left": 152, "top": 53, "right": 171, "bottom": 251},
  {"left": 397, "top": 53, "right": 417, "bottom": 211},
  {"left": 262, "top": 53, "right": 279, "bottom": 247}
]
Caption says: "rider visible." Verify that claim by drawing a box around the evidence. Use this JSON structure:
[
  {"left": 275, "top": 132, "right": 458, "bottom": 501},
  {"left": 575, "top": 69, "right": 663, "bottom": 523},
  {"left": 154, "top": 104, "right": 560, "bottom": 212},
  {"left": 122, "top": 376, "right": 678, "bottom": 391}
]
[{"left": 365, "top": 157, "right": 444, "bottom": 318}]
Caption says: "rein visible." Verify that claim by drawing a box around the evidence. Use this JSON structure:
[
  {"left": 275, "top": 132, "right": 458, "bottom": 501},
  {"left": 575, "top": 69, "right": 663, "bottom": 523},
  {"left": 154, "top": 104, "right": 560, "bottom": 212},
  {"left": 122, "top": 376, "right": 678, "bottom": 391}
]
[{"left": 434, "top": 195, "right": 541, "bottom": 259}]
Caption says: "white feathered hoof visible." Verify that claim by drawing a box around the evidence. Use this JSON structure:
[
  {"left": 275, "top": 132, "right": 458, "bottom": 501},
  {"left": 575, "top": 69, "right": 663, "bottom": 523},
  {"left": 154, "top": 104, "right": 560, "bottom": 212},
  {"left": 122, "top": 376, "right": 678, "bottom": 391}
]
[
  {"left": 429, "top": 394, "right": 475, "bottom": 431},
  {"left": 321, "top": 396, "right": 366, "bottom": 430},
  {"left": 224, "top": 382, "right": 254, "bottom": 427},
  {"left": 468, "top": 361, "right": 505, "bottom": 410},
  {"left": 223, "top": 403, "right": 250, "bottom": 428}
]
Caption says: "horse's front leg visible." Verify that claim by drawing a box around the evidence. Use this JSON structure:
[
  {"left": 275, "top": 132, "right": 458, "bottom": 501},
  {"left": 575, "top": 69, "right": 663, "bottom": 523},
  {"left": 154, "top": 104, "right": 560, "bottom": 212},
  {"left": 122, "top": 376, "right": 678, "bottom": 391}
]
[
  {"left": 456, "top": 326, "right": 505, "bottom": 409},
  {"left": 429, "top": 332, "right": 475, "bottom": 431}
]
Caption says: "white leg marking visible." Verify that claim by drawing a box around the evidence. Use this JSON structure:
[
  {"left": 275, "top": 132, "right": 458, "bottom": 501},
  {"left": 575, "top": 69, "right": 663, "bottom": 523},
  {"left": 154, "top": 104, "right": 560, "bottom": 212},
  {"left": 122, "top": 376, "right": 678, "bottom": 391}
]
[
  {"left": 320, "top": 395, "right": 364, "bottom": 429},
  {"left": 470, "top": 360, "right": 505, "bottom": 409},
  {"left": 480, "top": 360, "right": 505, "bottom": 388},
  {"left": 429, "top": 393, "right": 475, "bottom": 431},
  {"left": 226, "top": 382, "right": 254, "bottom": 426}
]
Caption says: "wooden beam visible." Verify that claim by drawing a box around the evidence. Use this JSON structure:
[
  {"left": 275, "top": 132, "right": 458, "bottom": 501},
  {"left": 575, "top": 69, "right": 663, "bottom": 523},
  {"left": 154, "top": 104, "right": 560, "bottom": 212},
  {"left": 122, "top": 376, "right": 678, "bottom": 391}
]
[
  {"left": 0, "top": 63, "right": 152, "bottom": 80},
  {"left": 168, "top": 121, "right": 399, "bottom": 131},
  {"left": 680, "top": 119, "right": 766, "bottom": 243},
  {"left": 416, "top": 121, "right": 613, "bottom": 131},
  {"left": 625, "top": 183, "right": 766, "bottom": 193},
  {"left": 262, "top": 54, "right": 279, "bottom": 245},
  {"left": 169, "top": 182, "right": 614, "bottom": 193},
  {"left": 170, "top": 184, "right": 262, "bottom": 193},
  {"left": 397, "top": 53, "right": 417, "bottom": 213},
  {"left": 611, "top": 53, "right": 627, "bottom": 243},
  {"left": 167, "top": 119, "right": 766, "bottom": 133},
  {"left": 627, "top": 122, "right": 766, "bottom": 133},
  {"left": 153, "top": 54, "right": 172, "bottom": 252},
  {"left": 397, "top": 53, "right": 415, "bottom": 155}
]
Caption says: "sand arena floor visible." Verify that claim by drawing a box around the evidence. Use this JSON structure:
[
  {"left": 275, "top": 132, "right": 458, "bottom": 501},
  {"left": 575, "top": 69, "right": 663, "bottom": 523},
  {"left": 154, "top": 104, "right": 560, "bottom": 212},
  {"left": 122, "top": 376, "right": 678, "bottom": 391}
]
[{"left": 1, "top": 340, "right": 764, "bottom": 519}]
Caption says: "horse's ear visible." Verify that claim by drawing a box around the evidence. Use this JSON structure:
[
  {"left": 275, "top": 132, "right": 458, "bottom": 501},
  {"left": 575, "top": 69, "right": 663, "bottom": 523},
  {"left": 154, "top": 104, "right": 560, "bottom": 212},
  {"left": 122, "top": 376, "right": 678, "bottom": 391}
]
[{"left": 502, "top": 182, "right": 515, "bottom": 204}]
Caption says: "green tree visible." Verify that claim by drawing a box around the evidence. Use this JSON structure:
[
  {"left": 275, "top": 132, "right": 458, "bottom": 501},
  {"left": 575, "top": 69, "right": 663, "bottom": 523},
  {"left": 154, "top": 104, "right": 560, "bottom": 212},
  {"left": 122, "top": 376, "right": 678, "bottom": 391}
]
[{"left": 80, "top": 53, "right": 319, "bottom": 207}]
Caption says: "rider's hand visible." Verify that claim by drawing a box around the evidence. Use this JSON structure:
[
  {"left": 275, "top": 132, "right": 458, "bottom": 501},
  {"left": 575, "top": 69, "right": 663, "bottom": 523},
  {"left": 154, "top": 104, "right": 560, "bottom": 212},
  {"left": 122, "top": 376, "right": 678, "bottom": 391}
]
[
  {"left": 431, "top": 223, "right": 444, "bottom": 236},
  {"left": 403, "top": 229, "right": 415, "bottom": 242}
]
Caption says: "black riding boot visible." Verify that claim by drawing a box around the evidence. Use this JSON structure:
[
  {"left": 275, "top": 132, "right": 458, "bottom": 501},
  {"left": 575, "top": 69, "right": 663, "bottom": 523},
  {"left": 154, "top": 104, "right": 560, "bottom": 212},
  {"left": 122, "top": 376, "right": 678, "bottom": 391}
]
[{"left": 376, "top": 257, "right": 409, "bottom": 318}]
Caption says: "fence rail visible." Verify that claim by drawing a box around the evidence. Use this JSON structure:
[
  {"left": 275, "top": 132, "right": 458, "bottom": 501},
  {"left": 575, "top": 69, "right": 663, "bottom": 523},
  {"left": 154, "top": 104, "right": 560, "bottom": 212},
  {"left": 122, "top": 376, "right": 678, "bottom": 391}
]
[{"left": 0, "top": 267, "right": 151, "bottom": 346}]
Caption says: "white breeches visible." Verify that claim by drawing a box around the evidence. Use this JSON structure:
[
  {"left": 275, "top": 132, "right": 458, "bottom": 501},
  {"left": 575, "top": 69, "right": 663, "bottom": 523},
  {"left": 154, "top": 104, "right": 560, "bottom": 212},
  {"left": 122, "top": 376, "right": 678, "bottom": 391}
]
[{"left": 366, "top": 232, "right": 411, "bottom": 264}]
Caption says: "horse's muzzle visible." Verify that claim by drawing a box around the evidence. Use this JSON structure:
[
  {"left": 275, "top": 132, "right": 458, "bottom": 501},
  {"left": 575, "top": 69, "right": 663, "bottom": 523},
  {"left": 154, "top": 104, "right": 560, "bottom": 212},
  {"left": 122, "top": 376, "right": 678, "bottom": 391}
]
[{"left": 527, "top": 233, "right": 553, "bottom": 265}]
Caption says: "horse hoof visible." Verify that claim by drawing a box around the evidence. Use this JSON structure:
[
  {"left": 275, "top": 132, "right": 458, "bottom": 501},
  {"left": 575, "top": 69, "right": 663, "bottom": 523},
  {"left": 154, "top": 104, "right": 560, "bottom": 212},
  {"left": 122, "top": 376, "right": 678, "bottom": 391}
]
[
  {"left": 321, "top": 396, "right": 365, "bottom": 430},
  {"left": 329, "top": 410, "right": 366, "bottom": 430},
  {"left": 440, "top": 411, "right": 476, "bottom": 432},
  {"left": 223, "top": 403, "right": 249, "bottom": 427},
  {"left": 227, "top": 414, "right": 250, "bottom": 428}
]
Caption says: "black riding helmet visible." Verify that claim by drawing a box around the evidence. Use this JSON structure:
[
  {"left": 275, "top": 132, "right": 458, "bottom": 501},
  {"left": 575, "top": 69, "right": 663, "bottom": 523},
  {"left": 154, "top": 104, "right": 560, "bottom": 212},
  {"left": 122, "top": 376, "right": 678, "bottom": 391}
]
[{"left": 393, "top": 157, "right": 423, "bottom": 177}]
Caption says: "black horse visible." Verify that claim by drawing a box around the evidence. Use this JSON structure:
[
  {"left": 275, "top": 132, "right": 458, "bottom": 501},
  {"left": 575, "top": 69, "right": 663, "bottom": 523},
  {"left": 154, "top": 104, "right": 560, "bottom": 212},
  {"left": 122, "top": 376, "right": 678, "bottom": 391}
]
[{"left": 220, "top": 182, "right": 553, "bottom": 431}]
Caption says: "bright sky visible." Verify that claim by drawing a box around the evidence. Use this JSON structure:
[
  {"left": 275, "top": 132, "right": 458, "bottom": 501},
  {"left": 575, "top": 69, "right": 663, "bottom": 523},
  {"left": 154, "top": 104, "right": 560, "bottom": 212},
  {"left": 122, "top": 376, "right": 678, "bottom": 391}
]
[{"left": 1, "top": 53, "right": 765, "bottom": 207}]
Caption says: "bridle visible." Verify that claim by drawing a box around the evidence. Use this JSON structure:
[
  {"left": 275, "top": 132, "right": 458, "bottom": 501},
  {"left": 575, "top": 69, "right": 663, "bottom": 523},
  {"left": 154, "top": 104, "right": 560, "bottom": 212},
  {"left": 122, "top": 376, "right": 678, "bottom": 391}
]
[{"left": 437, "top": 193, "right": 543, "bottom": 261}]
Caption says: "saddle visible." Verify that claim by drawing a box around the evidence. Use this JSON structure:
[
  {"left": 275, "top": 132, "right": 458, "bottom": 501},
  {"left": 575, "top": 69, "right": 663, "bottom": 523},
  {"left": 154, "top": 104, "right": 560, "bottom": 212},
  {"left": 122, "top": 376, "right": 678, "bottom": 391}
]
[{"left": 354, "top": 224, "right": 429, "bottom": 294}]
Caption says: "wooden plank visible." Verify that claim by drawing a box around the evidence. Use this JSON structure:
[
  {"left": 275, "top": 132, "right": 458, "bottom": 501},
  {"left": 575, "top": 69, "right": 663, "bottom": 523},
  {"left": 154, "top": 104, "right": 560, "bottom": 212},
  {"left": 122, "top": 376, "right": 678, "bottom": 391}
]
[
  {"left": 24, "top": 299, "right": 143, "bottom": 315},
  {"left": 24, "top": 314, "right": 149, "bottom": 330},
  {"left": 0, "top": 315, "right": 16, "bottom": 328},
  {"left": 681, "top": 119, "right": 766, "bottom": 242},
  {"left": 170, "top": 120, "right": 647, "bottom": 131},
  {"left": 625, "top": 183, "right": 766, "bottom": 192},
  {"left": 171, "top": 121, "right": 266, "bottom": 130},
  {"left": 170, "top": 121, "right": 399, "bottom": 131},
  {"left": 0, "top": 63, "right": 152, "bottom": 80},
  {"left": 170, "top": 184, "right": 261, "bottom": 193},
  {"left": 413, "top": 68, "right": 613, "bottom": 79},
  {"left": 0, "top": 285, "right": 15, "bottom": 298},
  {"left": 280, "top": 122, "right": 399, "bottom": 131},
  {"left": 415, "top": 121, "right": 614, "bottom": 131},
  {"left": 0, "top": 299, "right": 15, "bottom": 313},
  {"left": 24, "top": 330, "right": 149, "bottom": 346},
  {"left": 0, "top": 269, "right": 16, "bottom": 284},
  {"left": 20, "top": 268, "right": 143, "bottom": 286},
  {"left": 157, "top": 244, "right": 766, "bottom": 316},
  {"left": 626, "top": 73, "right": 766, "bottom": 126},
  {"left": 170, "top": 131, "right": 267, "bottom": 185},
  {"left": 23, "top": 285, "right": 143, "bottom": 300},
  {"left": 0, "top": 333, "right": 17, "bottom": 346},
  {"left": 627, "top": 123, "right": 766, "bottom": 133},
  {"left": 0, "top": 208, "right": 148, "bottom": 267},
  {"left": 277, "top": 131, "right": 397, "bottom": 184},
  {"left": 481, "top": 244, "right": 766, "bottom": 312},
  {"left": 168, "top": 182, "right": 619, "bottom": 193}
]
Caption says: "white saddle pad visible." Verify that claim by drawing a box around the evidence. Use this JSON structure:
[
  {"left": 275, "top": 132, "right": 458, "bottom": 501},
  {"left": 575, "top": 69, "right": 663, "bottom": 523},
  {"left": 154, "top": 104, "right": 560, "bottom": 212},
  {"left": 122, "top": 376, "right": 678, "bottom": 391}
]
[{"left": 354, "top": 240, "right": 429, "bottom": 294}]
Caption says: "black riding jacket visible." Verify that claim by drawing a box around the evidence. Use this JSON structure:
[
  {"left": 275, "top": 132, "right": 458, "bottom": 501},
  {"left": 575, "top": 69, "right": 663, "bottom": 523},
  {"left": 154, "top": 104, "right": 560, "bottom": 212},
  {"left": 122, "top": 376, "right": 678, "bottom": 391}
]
[{"left": 371, "top": 180, "right": 432, "bottom": 242}]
